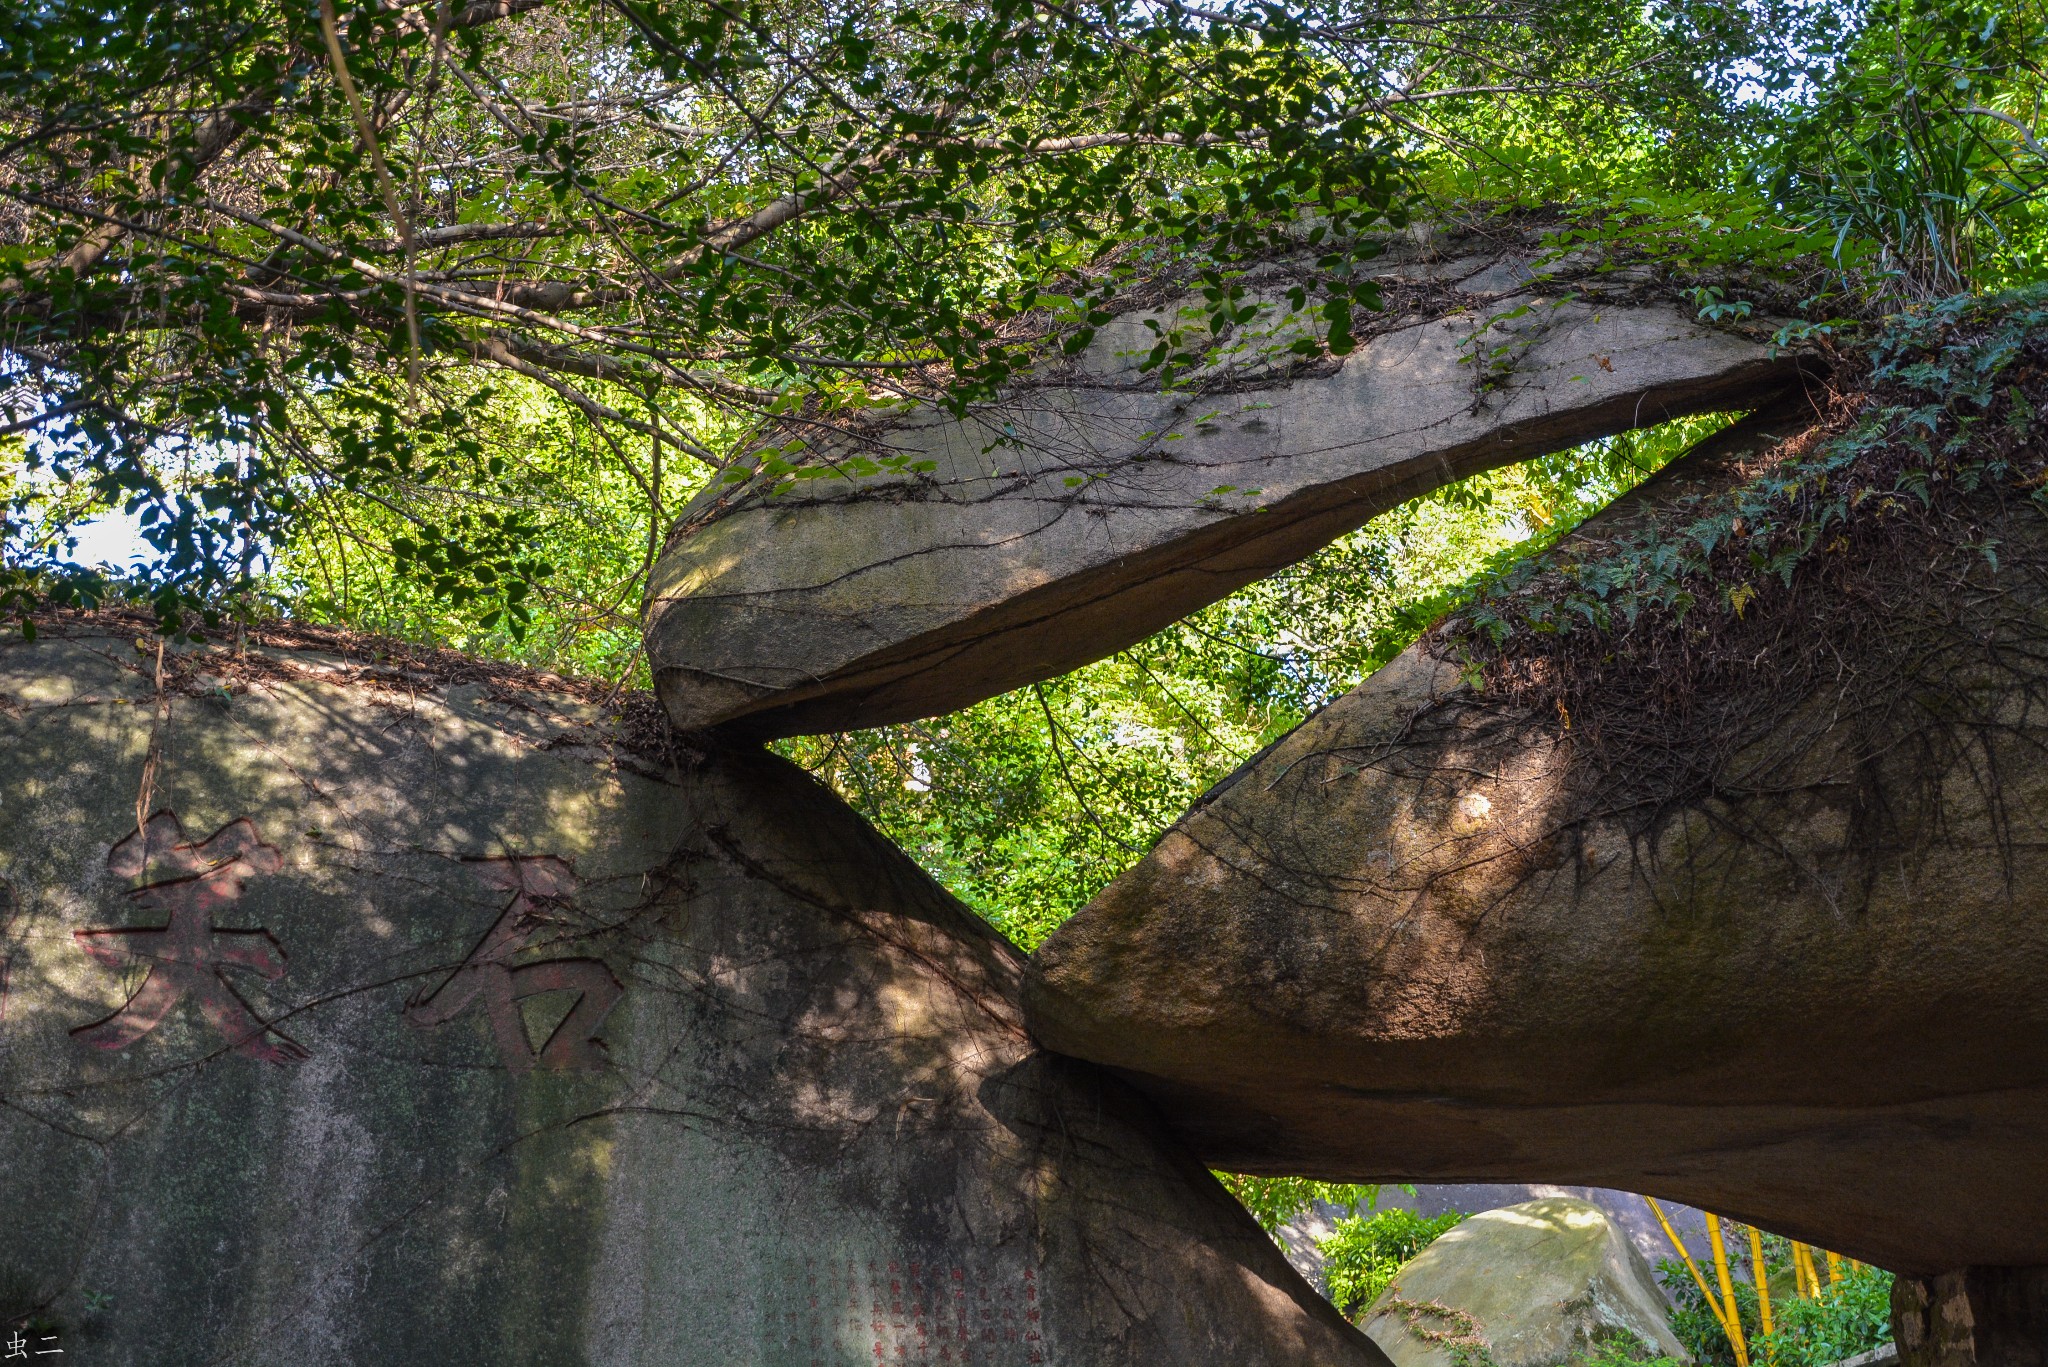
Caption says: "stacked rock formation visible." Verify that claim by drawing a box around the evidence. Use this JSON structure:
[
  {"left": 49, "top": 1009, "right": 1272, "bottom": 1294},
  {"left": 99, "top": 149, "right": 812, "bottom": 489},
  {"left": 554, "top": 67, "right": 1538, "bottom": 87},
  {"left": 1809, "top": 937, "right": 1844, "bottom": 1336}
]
[
  {"left": 14, "top": 221, "right": 2048, "bottom": 1365},
  {"left": 646, "top": 251, "right": 2048, "bottom": 1361}
]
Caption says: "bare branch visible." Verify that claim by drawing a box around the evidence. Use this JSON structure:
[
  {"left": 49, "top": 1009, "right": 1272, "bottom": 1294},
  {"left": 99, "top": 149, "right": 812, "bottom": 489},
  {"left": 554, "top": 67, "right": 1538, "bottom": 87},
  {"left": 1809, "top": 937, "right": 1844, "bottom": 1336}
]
[{"left": 1967, "top": 106, "right": 2048, "bottom": 161}]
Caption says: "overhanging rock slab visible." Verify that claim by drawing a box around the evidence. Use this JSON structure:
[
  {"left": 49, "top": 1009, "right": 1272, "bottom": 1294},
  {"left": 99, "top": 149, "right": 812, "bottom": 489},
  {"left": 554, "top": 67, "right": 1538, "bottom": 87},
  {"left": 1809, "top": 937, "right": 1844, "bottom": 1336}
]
[
  {"left": 1022, "top": 400, "right": 2048, "bottom": 1276},
  {"left": 646, "top": 226, "right": 1807, "bottom": 737},
  {"left": 0, "top": 624, "right": 1384, "bottom": 1366}
]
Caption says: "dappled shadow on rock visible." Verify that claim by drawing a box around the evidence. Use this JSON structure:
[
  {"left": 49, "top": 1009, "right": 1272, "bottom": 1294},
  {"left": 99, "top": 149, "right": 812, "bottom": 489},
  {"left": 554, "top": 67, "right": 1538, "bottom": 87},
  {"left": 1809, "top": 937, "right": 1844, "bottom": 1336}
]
[
  {"left": 0, "top": 623, "right": 1385, "bottom": 1366},
  {"left": 646, "top": 221, "right": 1810, "bottom": 739},
  {"left": 1025, "top": 384, "right": 2048, "bottom": 1279}
]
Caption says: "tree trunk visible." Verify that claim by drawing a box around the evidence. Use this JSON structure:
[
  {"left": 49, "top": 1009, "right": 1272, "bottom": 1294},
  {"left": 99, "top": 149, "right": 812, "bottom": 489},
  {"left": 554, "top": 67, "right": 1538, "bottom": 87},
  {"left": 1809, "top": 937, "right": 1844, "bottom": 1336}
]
[{"left": 1894, "top": 1268, "right": 2048, "bottom": 1367}]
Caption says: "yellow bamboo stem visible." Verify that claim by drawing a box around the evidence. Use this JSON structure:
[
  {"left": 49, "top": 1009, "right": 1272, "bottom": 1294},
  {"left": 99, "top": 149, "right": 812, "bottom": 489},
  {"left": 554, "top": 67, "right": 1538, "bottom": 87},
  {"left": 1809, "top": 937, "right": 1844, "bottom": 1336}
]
[
  {"left": 1792, "top": 1243, "right": 1818, "bottom": 1298},
  {"left": 1748, "top": 1224, "right": 1775, "bottom": 1354},
  {"left": 1829, "top": 1252, "right": 1848, "bottom": 1284},
  {"left": 1646, "top": 1198, "right": 1738, "bottom": 1343},
  {"left": 1707, "top": 1214, "right": 1752, "bottom": 1367}
]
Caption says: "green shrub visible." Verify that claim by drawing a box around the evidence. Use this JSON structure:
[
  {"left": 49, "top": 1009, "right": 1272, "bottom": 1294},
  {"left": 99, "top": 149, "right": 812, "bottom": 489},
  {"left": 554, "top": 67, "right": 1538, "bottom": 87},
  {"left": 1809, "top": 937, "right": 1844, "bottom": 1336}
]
[
  {"left": 1318, "top": 1207, "right": 1468, "bottom": 1318},
  {"left": 1660, "top": 1251, "right": 1893, "bottom": 1367},
  {"left": 1566, "top": 1341, "right": 1686, "bottom": 1367},
  {"left": 1211, "top": 1175, "right": 1389, "bottom": 1234}
]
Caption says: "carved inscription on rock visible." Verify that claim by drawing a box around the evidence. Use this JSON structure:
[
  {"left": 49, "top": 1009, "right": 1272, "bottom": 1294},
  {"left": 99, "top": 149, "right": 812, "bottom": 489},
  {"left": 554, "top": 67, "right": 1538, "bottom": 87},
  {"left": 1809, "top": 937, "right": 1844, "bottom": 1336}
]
[
  {"left": 404, "top": 855, "right": 624, "bottom": 1071},
  {"left": 71, "top": 810, "right": 306, "bottom": 1064},
  {"left": 766, "top": 1256, "right": 1049, "bottom": 1366},
  {"left": 0, "top": 877, "right": 15, "bottom": 1025}
]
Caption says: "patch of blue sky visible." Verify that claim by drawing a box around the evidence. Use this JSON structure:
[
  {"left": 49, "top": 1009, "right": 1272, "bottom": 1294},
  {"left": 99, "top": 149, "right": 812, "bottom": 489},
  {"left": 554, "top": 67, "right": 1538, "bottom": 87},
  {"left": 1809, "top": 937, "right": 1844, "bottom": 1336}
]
[{"left": 63, "top": 509, "right": 160, "bottom": 572}]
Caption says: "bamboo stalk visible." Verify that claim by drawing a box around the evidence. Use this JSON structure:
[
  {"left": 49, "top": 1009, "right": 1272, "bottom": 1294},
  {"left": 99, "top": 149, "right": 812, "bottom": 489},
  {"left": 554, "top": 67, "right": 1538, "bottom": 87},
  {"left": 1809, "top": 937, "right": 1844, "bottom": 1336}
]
[
  {"left": 1792, "top": 1242, "right": 1818, "bottom": 1298},
  {"left": 1748, "top": 1224, "right": 1775, "bottom": 1354},
  {"left": 1707, "top": 1214, "right": 1752, "bottom": 1367},
  {"left": 1830, "top": 1252, "right": 1849, "bottom": 1283},
  {"left": 1646, "top": 1198, "right": 1738, "bottom": 1344}
]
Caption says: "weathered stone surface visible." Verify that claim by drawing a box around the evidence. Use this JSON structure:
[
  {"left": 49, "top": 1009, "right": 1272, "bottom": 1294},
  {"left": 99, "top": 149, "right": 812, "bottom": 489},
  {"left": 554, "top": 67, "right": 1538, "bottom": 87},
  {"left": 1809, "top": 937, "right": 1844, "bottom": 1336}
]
[
  {"left": 645, "top": 225, "right": 1805, "bottom": 737},
  {"left": 1024, "top": 399, "right": 2048, "bottom": 1274},
  {"left": 0, "top": 624, "right": 1388, "bottom": 1366},
  {"left": 1892, "top": 1267, "right": 2048, "bottom": 1367},
  {"left": 1279, "top": 1186, "right": 1713, "bottom": 1299},
  {"left": 1358, "top": 1198, "right": 1687, "bottom": 1367}
]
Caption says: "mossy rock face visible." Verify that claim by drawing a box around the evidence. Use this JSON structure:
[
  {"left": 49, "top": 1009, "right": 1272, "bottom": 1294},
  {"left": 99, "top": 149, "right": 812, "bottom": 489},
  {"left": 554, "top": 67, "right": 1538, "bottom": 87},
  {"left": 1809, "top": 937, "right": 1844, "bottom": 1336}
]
[
  {"left": 645, "top": 224, "right": 1801, "bottom": 739},
  {"left": 1360, "top": 1199, "right": 1686, "bottom": 1367},
  {"left": 0, "top": 624, "right": 1385, "bottom": 1367},
  {"left": 1024, "top": 387, "right": 2048, "bottom": 1273}
]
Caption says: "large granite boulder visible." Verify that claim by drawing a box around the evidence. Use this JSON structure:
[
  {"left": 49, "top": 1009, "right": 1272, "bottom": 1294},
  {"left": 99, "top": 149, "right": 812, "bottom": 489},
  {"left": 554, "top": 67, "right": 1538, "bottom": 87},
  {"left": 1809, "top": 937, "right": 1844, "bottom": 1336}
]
[
  {"left": 1280, "top": 1186, "right": 1716, "bottom": 1299},
  {"left": 645, "top": 223, "right": 1805, "bottom": 737},
  {"left": 1359, "top": 1198, "right": 1687, "bottom": 1367},
  {"left": 0, "top": 621, "right": 1387, "bottom": 1367},
  {"left": 1023, "top": 385, "right": 2048, "bottom": 1278}
]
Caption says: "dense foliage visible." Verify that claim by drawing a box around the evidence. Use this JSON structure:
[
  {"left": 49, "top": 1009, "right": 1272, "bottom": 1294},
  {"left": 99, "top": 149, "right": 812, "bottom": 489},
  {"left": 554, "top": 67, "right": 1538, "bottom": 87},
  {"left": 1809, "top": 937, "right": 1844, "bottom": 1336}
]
[
  {"left": 1661, "top": 1247, "right": 1893, "bottom": 1367},
  {"left": 0, "top": 0, "right": 1732, "bottom": 633},
  {"left": 1317, "top": 1206, "right": 1468, "bottom": 1320},
  {"left": 6, "top": 0, "right": 2045, "bottom": 645},
  {"left": 1214, "top": 1175, "right": 1391, "bottom": 1235}
]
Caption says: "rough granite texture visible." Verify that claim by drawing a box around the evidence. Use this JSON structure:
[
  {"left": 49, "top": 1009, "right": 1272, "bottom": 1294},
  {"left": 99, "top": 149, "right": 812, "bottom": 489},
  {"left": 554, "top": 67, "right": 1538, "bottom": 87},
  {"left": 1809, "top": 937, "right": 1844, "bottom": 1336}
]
[
  {"left": 0, "top": 626, "right": 1389, "bottom": 1367},
  {"left": 645, "top": 223, "right": 1808, "bottom": 737},
  {"left": 1360, "top": 1199, "right": 1688, "bottom": 1367},
  {"left": 1024, "top": 403, "right": 2048, "bottom": 1274},
  {"left": 1278, "top": 1185, "right": 1714, "bottom": 1302},
  {"left": 1892, "top": 1268, "right": 2048, "bottom": 1367}
]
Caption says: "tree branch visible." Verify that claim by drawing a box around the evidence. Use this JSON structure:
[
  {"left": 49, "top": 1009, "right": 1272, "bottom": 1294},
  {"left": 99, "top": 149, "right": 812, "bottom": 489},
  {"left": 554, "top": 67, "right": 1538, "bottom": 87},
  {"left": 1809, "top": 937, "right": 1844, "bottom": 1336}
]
[{"left": 1967, "top": 106, "right": 2048, "bottom": 161}]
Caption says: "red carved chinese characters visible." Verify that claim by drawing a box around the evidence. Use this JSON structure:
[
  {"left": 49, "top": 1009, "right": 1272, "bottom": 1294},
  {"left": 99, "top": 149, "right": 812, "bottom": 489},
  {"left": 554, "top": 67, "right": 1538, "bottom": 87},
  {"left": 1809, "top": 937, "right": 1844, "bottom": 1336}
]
[
  {"left": 404, "top": 856, "right": 623, "bottom": 1072},
  {"left": 780, "top": 1255, "right": 1047, "bottom": 1365},
  {"left": 72, "top": 810, "right": 306, "bottom": 1064},
  {"left": 0, "top": 877, "right": 17, "bottom": 1026}
]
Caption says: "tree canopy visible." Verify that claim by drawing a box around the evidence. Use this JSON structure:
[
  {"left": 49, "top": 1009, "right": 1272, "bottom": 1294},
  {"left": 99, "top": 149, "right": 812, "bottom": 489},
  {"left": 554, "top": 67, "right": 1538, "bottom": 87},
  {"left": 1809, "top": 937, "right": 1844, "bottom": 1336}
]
[
  {"left": 6, "top": 0, "right": 1978, "bottom": 621},
  {"left": 0, "top": 0, "right": 1663, "bottom": 620},
  {"left": 2, "top": 0, "right": 2044, "bottom": 923}
]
